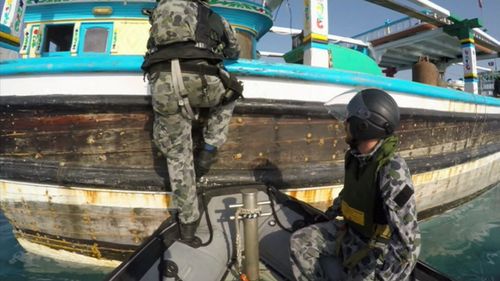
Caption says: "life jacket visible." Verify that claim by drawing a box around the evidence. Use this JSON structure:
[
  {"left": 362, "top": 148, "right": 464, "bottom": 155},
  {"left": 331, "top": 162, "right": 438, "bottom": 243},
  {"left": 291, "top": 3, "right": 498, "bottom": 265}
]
[
  {"left": 340, "top": 136, "right": 398, "bottom": 240},
  {"left": 142, "top": 0, "right": 228, "bottom": 72}
]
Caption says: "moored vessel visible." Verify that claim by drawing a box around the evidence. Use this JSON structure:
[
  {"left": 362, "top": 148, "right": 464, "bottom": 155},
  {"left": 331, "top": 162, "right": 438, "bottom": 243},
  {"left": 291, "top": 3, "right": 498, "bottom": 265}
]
[{"left": 1, "top": 0, "right": 499, "bottom": 269}]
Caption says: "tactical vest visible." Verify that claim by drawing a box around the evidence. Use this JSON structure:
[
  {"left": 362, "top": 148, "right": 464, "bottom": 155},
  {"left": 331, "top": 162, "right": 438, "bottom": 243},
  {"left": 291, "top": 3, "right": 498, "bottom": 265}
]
[
  {"left": 142, "top": 0, "right": 228, "bottom": 71},
  {"left": 340, "top": 136, "right": 398, "bottom": 240}
]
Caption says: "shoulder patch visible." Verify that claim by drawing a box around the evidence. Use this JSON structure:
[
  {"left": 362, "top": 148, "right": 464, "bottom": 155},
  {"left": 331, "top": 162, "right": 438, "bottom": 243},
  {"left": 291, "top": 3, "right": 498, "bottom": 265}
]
[{"left": 394, "top": 184, "right": 414, "bottom": 207}]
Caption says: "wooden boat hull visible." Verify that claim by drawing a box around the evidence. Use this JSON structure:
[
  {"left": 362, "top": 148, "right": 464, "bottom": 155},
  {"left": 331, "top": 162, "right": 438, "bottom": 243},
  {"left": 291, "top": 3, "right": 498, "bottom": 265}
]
[{"left": 1, "top": 59, "right": 500, "bottom": 264}]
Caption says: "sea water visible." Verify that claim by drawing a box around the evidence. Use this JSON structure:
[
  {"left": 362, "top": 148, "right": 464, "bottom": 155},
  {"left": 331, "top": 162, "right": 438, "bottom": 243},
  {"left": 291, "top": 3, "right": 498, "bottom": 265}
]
[
  {"left": 1, "top": 184, "right": 499, "bottom": 281},
  {"left": 0, "top": 214, "right": 111, "bottom": 281},
  {"left": 420, "top": 183, "right": 500, "bottom": 281}
]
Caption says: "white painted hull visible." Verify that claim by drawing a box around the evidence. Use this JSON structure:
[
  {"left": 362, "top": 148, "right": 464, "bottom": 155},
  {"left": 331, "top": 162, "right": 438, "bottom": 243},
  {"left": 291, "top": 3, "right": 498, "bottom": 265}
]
[{"left": 2, "top": 73, "right": 500, "bottom": 115}]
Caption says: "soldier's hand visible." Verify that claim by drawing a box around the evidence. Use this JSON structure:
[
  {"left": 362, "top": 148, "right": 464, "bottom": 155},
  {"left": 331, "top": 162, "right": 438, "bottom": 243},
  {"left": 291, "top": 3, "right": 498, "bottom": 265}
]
[{"left": 325, "top": 206, "right": 340, "bottom": 220}]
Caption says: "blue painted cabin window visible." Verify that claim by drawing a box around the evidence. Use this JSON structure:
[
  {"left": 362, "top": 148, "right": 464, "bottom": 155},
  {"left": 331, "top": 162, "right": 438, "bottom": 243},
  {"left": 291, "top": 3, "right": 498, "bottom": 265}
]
[
  {"left": 79, "top": 23, "right": 113, "bottom": 55},
  {"left": 40, "top": 23, "right": 113, "bottom": 57},
  {"left": 42, "top": 24, "right": 74, "bottom": 57}
]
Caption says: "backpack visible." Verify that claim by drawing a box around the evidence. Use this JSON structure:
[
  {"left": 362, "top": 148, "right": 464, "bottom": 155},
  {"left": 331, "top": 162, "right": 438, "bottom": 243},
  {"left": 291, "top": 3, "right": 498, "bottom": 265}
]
[{"left": 149, "top": 0, "right": 227, "bottom": 55}]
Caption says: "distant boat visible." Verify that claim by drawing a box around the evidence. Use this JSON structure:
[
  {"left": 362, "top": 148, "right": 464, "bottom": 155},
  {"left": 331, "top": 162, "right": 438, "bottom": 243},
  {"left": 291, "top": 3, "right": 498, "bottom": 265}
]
[
  {"left": 447, "top": 78, "right": 465, "bottom": 91},
  {"left": 1, "top": 0, "right": 499, "bottom": 272}
]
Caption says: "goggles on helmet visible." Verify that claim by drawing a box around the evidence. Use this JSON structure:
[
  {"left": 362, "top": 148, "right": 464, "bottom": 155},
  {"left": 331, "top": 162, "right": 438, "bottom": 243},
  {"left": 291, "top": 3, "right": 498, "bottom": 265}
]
[{"left": 324, "top": 88, "right": 373, "bottom": 122}]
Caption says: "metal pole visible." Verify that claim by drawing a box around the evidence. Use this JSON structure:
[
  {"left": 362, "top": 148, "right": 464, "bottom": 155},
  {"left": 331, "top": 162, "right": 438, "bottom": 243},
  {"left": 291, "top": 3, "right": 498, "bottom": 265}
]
[
  {"left": 242, "top": 189, "right": 259, "bottom": 281},
  {"left": 303, "top": 0, "right": 330, "bottom": 68},
  {"left": 461, "top": 38, "right": 479, "bottom": 94}
]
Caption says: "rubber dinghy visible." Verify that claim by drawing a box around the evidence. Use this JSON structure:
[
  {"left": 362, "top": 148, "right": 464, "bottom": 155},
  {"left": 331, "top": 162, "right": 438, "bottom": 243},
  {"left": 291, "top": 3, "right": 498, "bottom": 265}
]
[{"left": 105, "top": 185, "right": 453, "bottom": 281}]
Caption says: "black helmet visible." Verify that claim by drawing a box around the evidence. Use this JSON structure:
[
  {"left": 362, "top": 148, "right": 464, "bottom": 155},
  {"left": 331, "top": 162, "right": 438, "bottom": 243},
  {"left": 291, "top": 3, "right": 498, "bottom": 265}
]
[{"left": 325, "top": 88, "right": 400, "bottom": 141}]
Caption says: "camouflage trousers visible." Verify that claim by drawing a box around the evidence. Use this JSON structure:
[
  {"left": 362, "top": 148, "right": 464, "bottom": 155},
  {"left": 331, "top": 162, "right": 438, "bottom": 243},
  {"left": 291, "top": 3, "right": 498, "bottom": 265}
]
[
  {"left": 150, "top": 70, "right": 235, "bottom": 224},
  {"left": 290, "top": 220, "right": 384, "bottom": 281},
  {"left": 290, "top": 221, "right": 347, "bottom": 281}
]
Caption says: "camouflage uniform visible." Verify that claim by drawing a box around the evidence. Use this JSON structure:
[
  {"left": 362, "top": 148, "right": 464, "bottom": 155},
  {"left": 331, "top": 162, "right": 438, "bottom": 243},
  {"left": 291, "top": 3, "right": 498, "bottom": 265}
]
[
  {"left": 149, "top": 2, "right": 240, "bottom": 224},
  {"left": 290, "top": 141, "right": 421, "bottom": 281}
]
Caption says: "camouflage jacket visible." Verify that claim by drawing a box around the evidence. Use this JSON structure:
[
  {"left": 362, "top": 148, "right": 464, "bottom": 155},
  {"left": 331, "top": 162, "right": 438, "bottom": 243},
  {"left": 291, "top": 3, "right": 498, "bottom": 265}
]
[
  {"left": 144, "top": 0, "right": 240, "bottom": 68},
  {"left": 218, "top": 14, "right": 240, "bottom": 60},
  {"left": 327, "top": 143, "right": 421, "bottom": 280}
]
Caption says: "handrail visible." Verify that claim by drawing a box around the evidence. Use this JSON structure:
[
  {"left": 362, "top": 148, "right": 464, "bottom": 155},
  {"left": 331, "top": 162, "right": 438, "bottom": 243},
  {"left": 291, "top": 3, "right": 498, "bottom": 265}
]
[
  {"left": 353, "top": 17, "right": 424, "bottom": 42},
  {"left": 406, "top": 0, "right": 450, "bottom": 17},
  {"left": 269, "top": 26, "right": 370, "bottom": 47},
  {"left": 258, "top": 51, "right": 284, "bottom": 58},
  {"left": 224, "top": 0, "right": 283, "bottom": 11},
  {"left": 353, "top": 16, "right": 413, "bottom": 38},
  {"left": 473, "top": 28, "right": 500, "bottom": 52}
]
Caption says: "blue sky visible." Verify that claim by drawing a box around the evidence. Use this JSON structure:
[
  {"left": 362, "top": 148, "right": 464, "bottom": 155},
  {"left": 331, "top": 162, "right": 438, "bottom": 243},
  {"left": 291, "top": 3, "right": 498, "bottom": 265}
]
[{"left": 257, "top": 0, "right": 500, "bottom": 80}]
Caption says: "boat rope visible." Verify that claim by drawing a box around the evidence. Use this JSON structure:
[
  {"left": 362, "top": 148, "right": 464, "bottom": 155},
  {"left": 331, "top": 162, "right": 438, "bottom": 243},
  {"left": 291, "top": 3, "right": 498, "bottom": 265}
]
[
  {"left": 162, "top": 259, "right": 183, "bottom": 281},
  {"left": 266, "top": 186, "right": 293, "bottom": 233},
  {"left": 234, "top": 206, "right": 262, "bottom": 274},
  {"left": 234, "top": 208, "right": 243, "bottom": 274},
  {"left": 199, "top": 189, "right": 214, "bottom": 247}
]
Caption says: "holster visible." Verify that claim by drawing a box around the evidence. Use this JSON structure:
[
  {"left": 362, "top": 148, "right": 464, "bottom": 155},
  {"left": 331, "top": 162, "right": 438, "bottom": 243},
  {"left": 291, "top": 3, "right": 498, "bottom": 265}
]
[{"left": 217, "top": 67, "right": 244, "bottom": 105}]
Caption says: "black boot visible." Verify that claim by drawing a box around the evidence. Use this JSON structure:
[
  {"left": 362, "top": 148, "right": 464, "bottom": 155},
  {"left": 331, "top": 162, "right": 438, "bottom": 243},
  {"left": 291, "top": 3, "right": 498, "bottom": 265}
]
[
  {"left": 195, "top": 146, "right": 218, "bottom": 180},
  {"left": 179, "top": 222, "right": 202, "bottom": 248}
]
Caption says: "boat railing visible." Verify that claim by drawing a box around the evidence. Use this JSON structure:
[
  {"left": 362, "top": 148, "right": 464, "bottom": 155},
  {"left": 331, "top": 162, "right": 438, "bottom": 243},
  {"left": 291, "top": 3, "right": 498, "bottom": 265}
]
[
  {"left": 258, "top": 26, "right": 371, "bottom": 58},
  {"left": 472, "top": 28, "right": 500, "bottom": 51},
  {"left": 478, "top": 70, "right": 500, "bottom": 97},
  {"left": 238, "top": 0, "right": 283, "bottom": 11},
  {"left": 352, "top": 16, "right": 424, "bottom": 42},
  {"left": 351, "top": 14, "right": 500, "bottom": 52}
]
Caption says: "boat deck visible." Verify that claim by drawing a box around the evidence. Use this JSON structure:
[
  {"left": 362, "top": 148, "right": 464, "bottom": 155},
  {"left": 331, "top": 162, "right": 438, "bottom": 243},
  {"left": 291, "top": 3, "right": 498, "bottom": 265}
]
[{"left": 223, "top": 262, "right": 284, "bottom": 281}]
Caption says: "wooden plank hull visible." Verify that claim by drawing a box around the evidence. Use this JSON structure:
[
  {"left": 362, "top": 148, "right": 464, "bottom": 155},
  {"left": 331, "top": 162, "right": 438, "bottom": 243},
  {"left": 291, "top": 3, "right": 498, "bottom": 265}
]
[
  {"left": 2, "top": 96, "right": 499, "bottom": 188},
  {"left": 1, "top": 94, "right": 500, "bottom": 264}
]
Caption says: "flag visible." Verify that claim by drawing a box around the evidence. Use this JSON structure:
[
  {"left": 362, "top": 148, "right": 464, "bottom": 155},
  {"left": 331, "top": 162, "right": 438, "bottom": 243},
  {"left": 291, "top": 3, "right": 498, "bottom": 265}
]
[{"left": 478, "top": 0, "right": 484, "bottom": 8}]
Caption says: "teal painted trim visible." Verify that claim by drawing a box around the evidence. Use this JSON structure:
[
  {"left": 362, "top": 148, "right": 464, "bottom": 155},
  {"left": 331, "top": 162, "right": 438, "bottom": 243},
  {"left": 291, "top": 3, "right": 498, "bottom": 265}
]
[
  {"left": 212, "top": 6, "right": 272, "bottom": 39},
  {"left": 42, "top": 51, "right": 72, "bottom": 57},
  {"left": 461, "top": 43, "right": 474, "bottom": 48},
  {"left": 1, "top": 56, "right": 499, "bottom": 106},
  {"left": 0, "top": 56, "right": 143, "bottom": 74},
  {"left": 464, "top": 78, "right": 479, "bottom": 82},
  {"left": 24, "top": 2, "right": 154, "bottom": 23},
  {"left": 27, "top": 0, "right": 154, "bottom": 4},
  {"left": 225, "top": 60, "right": 500, "bottom": 106},
  {"left": 251, "top": 36, "right": 257, "bottom": 59},
  {"left": 210, "top": 0, "right": 272, "bottom": 18},
  {"left": 302, "top": 43, "right": 382, "bottom": 76},
  {"left": 305, "top": 42, "right": 330, "bottom": 51},
  {"left": 0, "top": 24, "right": 12, "bottom": 34},
  {"left": 230, "top": 0, "right": 272, "bottom": 13},
  {"left": 327, "top": 44, "right": 382, "bottom": 76},
  {"left": 0, "top": 41, "right": 20, "bottom": 51}
]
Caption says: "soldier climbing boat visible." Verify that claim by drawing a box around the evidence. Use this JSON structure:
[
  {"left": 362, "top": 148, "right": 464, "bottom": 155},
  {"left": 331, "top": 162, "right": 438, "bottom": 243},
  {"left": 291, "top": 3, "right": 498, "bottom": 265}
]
[{"left": 0, "top": 0, "right": 499, "bottom": 279}]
